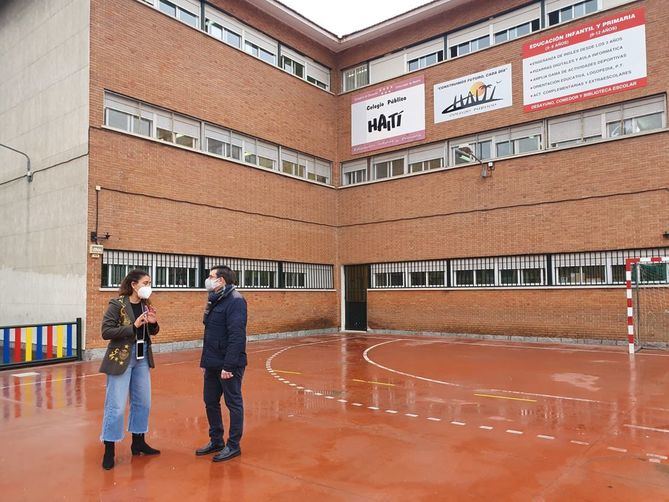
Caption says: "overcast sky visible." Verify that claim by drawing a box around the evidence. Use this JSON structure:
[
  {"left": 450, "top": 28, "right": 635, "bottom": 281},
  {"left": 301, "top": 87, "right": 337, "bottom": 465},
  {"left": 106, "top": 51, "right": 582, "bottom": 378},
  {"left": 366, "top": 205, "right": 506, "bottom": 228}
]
[{"left": 279, "top": 0, "right": 434, "bottom": 36}]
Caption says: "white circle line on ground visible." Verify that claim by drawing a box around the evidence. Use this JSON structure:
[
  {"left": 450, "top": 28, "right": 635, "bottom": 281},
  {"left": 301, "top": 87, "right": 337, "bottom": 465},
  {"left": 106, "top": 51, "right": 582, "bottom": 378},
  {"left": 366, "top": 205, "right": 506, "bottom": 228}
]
[{"left": 363, "top": 338, "right": 607, "bottom": 404}]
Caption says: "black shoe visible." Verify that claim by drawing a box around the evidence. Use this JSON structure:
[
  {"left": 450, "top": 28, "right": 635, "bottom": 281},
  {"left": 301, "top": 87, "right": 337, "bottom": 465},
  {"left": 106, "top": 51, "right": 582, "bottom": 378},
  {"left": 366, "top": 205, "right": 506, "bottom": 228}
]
[
  {"left": 131, "top": 433, "right": 161, "bottom": 456},
  {"left": 102, "top": 441, "right": 115, "bottom": 470},
  {"left": 212, "top": 446, "right": 241, "bottom": 462},
  {"left": 195, "top": 441, "right": 224, "bottom": 456}
]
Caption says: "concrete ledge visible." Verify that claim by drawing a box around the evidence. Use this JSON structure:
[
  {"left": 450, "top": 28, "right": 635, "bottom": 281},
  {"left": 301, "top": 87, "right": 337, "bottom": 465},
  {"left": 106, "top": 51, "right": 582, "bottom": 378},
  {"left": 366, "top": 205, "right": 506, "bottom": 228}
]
[
  {"left": 367, "top": 329, "right": 631, "bottom": 347},
  {"left": 82, "top": 328, "right": 339, "bottom": 360}
]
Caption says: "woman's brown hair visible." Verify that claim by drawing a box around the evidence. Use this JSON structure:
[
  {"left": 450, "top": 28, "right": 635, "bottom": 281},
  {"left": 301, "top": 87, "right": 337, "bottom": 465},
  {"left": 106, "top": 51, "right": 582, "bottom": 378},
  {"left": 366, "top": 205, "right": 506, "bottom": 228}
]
[{"left": 118, "top": 269, "right": 151, "bottom": 304}]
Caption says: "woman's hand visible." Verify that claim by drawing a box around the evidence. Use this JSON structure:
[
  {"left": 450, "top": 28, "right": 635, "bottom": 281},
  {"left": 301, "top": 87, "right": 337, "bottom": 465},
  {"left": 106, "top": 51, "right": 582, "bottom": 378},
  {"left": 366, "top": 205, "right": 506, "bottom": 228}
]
[
  {"left": 134, "top": 313, "right": 148, "bottom": 328},
  {"left": 146, "top": 307, "right": 158, "bottom": 324}
]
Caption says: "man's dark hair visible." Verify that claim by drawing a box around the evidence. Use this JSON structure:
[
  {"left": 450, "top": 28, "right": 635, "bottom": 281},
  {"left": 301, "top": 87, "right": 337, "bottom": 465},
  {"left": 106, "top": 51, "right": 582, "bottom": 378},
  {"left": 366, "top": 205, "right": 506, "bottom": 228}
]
[{"left": 211, "top": 265, "right": 237, "bottom": 285}]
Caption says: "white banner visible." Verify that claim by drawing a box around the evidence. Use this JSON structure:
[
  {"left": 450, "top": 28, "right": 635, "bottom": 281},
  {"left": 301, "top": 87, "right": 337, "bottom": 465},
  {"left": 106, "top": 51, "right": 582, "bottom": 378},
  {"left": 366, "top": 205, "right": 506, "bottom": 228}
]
[
  {"left": 351, "top": 76, "right": 425, "bottom": 154},
  {"left": 523, "top": 8, "right": 647, "bottom": 112},
  {"left": 434, "top": 64, "right": 513, "bottom": 123}
]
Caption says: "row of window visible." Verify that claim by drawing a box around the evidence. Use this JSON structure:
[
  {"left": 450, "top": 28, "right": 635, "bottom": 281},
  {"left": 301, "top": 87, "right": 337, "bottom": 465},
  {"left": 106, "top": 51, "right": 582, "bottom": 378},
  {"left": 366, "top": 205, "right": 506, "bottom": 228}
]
[
  {"left": 370, "top": 248, "right": 669, "bottom": 289},
  {"left": 102, "top": 250, "right": 334, "bottom": 289},
  {"left": 342, "top": 95, "right": 666, "bottom": 185},
  {"left": 140, "top": 0, "right": 331, "bottom": 91},
  {"left": 104, "top": 92, "right": 332, "bottom": 184},
  {"left": 342, "top": 0, "right": 630, "bottom": 92}
]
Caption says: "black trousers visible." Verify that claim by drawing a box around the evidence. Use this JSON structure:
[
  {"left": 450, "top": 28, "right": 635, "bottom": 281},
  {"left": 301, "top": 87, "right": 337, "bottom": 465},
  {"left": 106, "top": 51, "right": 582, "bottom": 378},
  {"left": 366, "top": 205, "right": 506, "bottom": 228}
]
[{"left": 203, "top": 367, "right": 245, "bottom": 449}]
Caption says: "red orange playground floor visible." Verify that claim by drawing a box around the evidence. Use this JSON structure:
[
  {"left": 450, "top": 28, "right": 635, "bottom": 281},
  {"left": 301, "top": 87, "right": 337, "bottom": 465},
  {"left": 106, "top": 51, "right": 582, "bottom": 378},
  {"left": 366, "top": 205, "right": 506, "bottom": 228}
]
[{"left": 2, "top": 333, "right": 669, "bottom": 501}]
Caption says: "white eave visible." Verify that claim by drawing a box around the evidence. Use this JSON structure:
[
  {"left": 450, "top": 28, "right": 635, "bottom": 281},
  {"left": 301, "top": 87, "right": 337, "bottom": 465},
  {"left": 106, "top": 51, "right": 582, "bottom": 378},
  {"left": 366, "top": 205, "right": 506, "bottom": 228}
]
[{"left": 245, "top": 0, "right": 472, "bottom": 52}]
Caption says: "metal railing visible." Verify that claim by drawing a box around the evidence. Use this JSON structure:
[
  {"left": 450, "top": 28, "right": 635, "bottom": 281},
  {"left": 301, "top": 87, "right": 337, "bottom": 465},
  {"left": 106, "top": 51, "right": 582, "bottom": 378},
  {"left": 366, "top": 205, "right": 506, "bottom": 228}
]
[{"left": 1, "top": 319, "right": 82, "bottom": 371}]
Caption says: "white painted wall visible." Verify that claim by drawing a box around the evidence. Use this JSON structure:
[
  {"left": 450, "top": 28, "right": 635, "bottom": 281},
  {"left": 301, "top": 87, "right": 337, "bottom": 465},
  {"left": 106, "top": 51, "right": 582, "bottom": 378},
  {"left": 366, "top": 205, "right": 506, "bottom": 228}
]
[{"left": 0, "top": 0, "right": 90, "bottom": 338}]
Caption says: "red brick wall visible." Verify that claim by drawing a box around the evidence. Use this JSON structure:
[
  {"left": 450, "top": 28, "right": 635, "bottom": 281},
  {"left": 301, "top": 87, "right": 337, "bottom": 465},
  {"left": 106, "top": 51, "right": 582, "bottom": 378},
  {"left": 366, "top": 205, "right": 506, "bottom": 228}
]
[
  {"left": 368, "top": 289, "right": 628, "bottom": 341},
  {"left": 90, "top": 0, "right": 338, "bottom": 160}
]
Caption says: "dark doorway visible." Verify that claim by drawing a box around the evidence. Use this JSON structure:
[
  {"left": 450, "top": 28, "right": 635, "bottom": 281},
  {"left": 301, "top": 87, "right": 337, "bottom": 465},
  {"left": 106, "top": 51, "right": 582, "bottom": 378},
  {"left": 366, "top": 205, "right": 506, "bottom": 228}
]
[{"left": 344, "top": 265, "right": 368, "bottom": 331}]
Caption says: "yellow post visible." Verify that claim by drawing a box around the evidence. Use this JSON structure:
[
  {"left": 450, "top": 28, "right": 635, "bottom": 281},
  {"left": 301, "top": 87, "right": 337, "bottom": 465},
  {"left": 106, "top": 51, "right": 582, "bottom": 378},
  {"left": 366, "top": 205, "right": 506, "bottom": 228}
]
[
  {"left": 56, "top": 325, "right": 64, "bottom": 358},
  {"left": 25, "top": 327, "right": 33, "bottom": 362}
]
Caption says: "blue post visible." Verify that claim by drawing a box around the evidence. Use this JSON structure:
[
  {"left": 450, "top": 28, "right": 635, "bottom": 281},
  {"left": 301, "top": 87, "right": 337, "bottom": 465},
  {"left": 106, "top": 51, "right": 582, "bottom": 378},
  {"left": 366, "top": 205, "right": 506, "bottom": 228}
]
[
  {"left": 36, "top": 325, "right": 43, "bottom": 360},
  {"left": 2, "top": 328, "right": 9, "bottom": 364},
  {"left": 66, "top": 324, "right": 73, "bottom": 357}
]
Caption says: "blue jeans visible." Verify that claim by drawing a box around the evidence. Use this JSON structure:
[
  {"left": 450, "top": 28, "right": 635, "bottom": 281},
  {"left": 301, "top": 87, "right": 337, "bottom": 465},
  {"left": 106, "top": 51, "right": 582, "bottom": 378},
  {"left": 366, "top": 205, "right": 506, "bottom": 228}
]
[{"left": 100, "top": 345, "right": 151, "bottom": 442}]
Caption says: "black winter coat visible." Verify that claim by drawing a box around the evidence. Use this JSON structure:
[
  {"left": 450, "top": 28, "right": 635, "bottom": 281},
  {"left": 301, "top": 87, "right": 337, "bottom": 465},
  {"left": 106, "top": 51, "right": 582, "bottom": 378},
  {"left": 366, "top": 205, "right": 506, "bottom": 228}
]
[{"left": 199, "top": 287, "right": 248, "bottom": 370}]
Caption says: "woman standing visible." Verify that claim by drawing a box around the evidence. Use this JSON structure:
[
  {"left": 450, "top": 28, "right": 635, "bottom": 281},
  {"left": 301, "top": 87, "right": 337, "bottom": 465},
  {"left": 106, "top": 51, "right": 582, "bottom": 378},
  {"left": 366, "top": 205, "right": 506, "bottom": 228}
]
[{"left": 99, "top": 269, "right": 161, "bottom": 470}]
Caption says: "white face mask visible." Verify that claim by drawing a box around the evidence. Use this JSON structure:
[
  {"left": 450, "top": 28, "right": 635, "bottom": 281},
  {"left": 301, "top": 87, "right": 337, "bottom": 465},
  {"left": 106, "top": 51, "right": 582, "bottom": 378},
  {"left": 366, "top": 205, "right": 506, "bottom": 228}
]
[
  {"left": 137, "top": 285, "right": 152, "bottom": 299},
  {"left": 205, "top": 277, "right": 221, "bottom": 292}
]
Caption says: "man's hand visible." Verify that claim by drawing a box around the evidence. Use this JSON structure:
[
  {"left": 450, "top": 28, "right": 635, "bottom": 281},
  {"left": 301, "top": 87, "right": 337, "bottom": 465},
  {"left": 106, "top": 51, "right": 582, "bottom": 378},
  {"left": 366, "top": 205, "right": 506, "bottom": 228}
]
[{"left": 221, "top": 370, "right": 234, "bottom": 380}]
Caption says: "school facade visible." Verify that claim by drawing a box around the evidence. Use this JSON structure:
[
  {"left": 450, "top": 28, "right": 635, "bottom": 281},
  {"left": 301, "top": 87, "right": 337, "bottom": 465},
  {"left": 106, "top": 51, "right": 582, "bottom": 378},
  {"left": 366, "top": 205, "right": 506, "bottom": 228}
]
[{"left": 1, "top": 0, "right": 667, "bottom": 358}]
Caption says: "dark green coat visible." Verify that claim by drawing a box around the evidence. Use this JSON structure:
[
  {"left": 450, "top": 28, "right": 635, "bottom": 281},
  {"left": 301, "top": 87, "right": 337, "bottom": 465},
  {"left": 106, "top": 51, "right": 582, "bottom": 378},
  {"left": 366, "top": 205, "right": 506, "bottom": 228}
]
[{"left": 99, "top": 297, "right": 159, "bottom": 375}]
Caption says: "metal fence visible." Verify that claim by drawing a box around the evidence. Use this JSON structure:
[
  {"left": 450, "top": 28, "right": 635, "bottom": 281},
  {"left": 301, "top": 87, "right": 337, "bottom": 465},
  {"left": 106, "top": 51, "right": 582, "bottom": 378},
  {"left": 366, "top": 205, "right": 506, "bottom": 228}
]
[
  {"left": 369, "top": 248, "right": 669, "bottom": 289},
  {"left": 102, "top": 250, "right": 334, "bottom": 290},
  {"left": 1, "top": 319, "right": 82, "bottom": 371}
]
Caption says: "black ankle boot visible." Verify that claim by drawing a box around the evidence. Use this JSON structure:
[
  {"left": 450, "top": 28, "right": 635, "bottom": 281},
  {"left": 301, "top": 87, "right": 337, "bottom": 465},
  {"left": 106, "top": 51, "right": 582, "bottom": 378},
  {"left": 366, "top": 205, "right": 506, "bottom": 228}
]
[
  {"left": 102, "top": 441, "right": 115, "bottom": 470},
  {"left": 131, "top": 433, "right": 161, "bottom": 456}
]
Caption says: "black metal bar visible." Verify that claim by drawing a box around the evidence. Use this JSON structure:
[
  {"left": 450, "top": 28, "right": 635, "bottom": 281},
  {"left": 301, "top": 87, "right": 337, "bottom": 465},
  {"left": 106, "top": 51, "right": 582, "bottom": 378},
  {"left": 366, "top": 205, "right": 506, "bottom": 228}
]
[
  {"left": 0, "top": 357, "right": 80, "bottom": 372},
  {"left": 76, "top": 317, "right": 83, "bottom": 361}
]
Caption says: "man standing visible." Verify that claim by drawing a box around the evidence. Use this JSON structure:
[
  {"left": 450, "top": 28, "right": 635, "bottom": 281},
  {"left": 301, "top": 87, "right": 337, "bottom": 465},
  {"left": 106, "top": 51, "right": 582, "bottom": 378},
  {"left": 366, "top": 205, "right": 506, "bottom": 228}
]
[{"left": 195, "top": 265, "right": 247, "bottom": 462}]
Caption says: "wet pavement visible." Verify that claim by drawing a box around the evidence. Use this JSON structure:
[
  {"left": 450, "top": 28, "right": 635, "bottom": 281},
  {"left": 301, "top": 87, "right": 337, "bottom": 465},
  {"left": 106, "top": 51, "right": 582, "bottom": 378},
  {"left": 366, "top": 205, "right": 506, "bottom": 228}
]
[{"left": 2, "top": 333, "right": 669, "bottom": 501}]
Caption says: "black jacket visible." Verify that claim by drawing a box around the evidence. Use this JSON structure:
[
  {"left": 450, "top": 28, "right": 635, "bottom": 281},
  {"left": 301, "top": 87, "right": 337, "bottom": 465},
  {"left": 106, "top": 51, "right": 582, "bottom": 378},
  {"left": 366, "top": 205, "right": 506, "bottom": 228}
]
[
  {"left": 99, "top": 297, "right": 159, "bottom": 375},
  {"left": 200, "top": 286, "right": 248, "bottom": 370}
]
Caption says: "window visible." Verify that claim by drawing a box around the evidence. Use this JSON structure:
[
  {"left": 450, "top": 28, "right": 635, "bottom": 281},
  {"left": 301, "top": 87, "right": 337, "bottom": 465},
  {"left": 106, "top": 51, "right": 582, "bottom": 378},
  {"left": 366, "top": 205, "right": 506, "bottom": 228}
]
[
  {"left": 281, "top": 56, "right": 305, "bottom": 79},
  {"left": 450, "top": 35, "right": 490, "bottom": 58},
  {"left": 374, "top": 272, "right": 404, "bottom": 288},
  {"left": 207, "top": 20, "right": 241, "bottom": 48},
  {"left": 245, "top": 41, "right": 276, "bottom": 65},
  {"left": 307, "top": 76, "right": 327, "bottom": 89},
  {"left": 549, "top": 111, "right": 603, "bottom": 148},
  {"left": 284, "top": 272, "right": 306, "bottom": 288},
  {"left": 281, "top": 149, "right": 306, "bottom": 178},
  {"left": 373, "top": 157, "right": 405, "bottom": 180},
  {"left": 452, "top": 139, "right": 492, "bottom": 165},
  {"left": 105, "top": 108, "right": 152, "bottom": 137},
  {"left": 408, "top": 143, "right": 444, "bottom": 172},
  {"left": 342, "top": 159, "right": 368, "bottom": 186},
  {"left": 548, "top": 0, "right": 597, "bottom": 26},
  {"left": 159, "top": 0, "right": 198, "bottom": 27},
  {"left": 605, "top": 97, "right": 666, "bottom": 139},
  {"left": 307, "top": 159, "right": 331, "bottom": 184},
  {"left": 494, "top": 19, "right": 540, "bottom": 44},
  {"left": 407, "top": 51, "right": 444, "bottom": 72},
  {"left": 244, "top": 270, "right": 275, "bottom": 288},
  {"left": 257, "top": 140, "right": 278, "bottom": 170},
  {"left": 155, "top": 266, "right": 197, "bottom": 287},
  {"left": 343, "top": 64, "right": 369, "bottom": 92}
]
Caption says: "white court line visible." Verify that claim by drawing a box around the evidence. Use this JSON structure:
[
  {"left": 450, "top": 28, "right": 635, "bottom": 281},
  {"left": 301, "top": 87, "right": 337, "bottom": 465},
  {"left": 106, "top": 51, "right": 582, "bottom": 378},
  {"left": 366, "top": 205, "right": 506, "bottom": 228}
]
[
  {"left": 324, "top": 396, "right": 335, "bottom": 400},
  {"left": 351, "top": 403, "right": 363, "bottom": 407},
  {"left": 368, "top": 406, "right": 380, "bottom": 410},
  {"left": 427, "top": 417, "right": 441, "bottom": 422},
  {"left": 400, "top": 337, "right": 669, "bottom": 357},
  {"left": 304, "top": 389, "right": 313, "bottom": 393},
  {"left": 364, "top": 339, "right": 608, "bottom": 403},
  {"left": 647, "top": 453, "right": 668, "bottom": 460},
  {"left": 506, "top": 429, "right": 523, "bottom": 435},
  {"left": 12, "top": 372, "right": 40, "bottom": 378},
  {"left": 480, "top": 425, "right": 494, "bottom": 430},
  {"left": 363, "top": 339, "right": 461, "bottom": 387},
  {"left": 624, "top": 424, "right": 669, "bottom": 434},
  {"left": 338, "top": 399, "right": 348, "bottom": 403},
  {"left": 649, "top": 458, "right": 661, "bottom": 463},
  {"left": 607, "top": 447, "right": 627, "bottom": 453},
  {"left": 571, "top": 440, "right": 590, "bottom": 446},
  {"left": 314, "top": 392, "right": 323, "bottom": 396},
  {"left": 385, "top": 410, "right": 398, "bottom": 414},
  {"left": 405, "top": 413, "right": 418, "bottom": 418},
  {"left": 537, "top": 435, "right": 555, "bottom": 440},
  {"left": 451, "top": 421, "right": 466, "bottom": 426}
]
